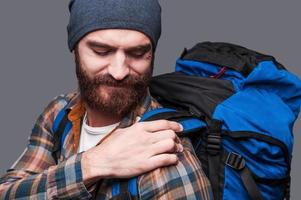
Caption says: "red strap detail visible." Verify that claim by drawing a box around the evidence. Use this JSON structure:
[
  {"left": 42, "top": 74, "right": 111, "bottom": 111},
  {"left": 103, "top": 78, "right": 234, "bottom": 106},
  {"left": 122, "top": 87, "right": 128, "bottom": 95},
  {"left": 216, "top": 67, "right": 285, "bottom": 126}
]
[{"left": 210, "top": 67, "right": 227, "bottom": 79}]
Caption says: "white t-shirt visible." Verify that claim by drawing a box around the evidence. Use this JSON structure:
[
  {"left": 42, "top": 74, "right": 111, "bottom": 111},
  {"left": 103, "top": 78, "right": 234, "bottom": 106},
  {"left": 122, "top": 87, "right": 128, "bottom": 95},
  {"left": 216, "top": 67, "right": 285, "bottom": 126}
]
[{"left": 78, "top": 113, "right": 120, "bottom": 153}]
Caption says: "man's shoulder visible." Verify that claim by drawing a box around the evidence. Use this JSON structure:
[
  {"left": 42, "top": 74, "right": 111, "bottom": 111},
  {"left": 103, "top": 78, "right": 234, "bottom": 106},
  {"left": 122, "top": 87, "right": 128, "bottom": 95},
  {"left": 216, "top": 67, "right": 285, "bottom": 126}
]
[
  {"left": 41, "top": 91, "right": 80, "bottom": 118},
  {"left": 50, "top": 91, "right": 79, "bottom": 107},
  {"left": 138, "top": 137, "right": 212, "bottom": 200}
]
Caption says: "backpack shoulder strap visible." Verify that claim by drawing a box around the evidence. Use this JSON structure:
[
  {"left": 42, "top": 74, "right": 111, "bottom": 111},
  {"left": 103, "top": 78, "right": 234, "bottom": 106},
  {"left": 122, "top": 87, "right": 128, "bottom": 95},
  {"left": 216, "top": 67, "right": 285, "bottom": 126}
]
[
  {"left": 50, "top": 93, "right": 78, "bottom": 163},
  {"left": 141, "top": 108, "right": 206, "bottom": 135},
  {"left": 51, "top": 107, "right": 71, "bottom": 164}
]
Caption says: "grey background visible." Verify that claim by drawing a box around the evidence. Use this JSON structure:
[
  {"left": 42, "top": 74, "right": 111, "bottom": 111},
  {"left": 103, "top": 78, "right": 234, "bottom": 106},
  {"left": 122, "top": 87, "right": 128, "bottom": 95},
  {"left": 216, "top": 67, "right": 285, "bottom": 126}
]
[{"left": 0, "top": 0, "right": 300, "bottom": 198}]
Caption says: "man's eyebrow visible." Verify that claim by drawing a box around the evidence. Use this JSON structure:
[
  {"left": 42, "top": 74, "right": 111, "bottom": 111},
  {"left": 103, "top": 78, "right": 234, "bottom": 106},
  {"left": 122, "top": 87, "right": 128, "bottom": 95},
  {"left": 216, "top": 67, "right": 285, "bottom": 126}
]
[
  {"left": 86, "top": 41, "right": 116, "bottom": 49},
  {"left": 126, "top": 44, "right": 152, "bottom": 52}
]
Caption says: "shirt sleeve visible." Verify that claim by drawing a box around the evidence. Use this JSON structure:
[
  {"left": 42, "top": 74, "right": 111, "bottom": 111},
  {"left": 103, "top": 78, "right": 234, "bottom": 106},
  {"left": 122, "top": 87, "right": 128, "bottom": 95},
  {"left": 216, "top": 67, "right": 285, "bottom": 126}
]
[
  {"left": 0, "top": 95, "right": 92, "bottom": 199},
  {"left": 138, "top": 137, "right": 213, "bottom": 200}
]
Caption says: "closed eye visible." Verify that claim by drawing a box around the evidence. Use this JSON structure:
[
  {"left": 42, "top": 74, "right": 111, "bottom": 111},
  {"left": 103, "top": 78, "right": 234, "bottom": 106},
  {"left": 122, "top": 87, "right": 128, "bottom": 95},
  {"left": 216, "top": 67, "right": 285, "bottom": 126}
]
[
  {"left": 126, "top": 45, "right": 152, "bottom": 59},
  {"left": 127, "top": 50, "right": 148, "bottom": 58},
  {"left": 93, "top": 49, "right": 113, "bottom": 56}
]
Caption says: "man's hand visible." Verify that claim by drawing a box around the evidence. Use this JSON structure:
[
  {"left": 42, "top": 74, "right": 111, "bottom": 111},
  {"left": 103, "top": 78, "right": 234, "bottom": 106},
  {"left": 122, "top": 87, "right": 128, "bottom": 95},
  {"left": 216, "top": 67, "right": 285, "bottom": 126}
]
[{"left": 81, "top": 120, "right": 183, "bottom": 184}]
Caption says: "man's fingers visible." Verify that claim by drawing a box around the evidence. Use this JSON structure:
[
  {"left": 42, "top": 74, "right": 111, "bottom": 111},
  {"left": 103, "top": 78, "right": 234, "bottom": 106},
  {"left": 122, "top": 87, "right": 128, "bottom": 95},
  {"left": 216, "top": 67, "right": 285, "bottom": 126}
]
[
  {"left": 151, "top": 139, "right": 183, "bottom": 155},
  {"left": 148, "top": 154, "right": 179, "bottom": 169},
  {"left": 139, "top": 120, "right": 183, "bottom": 133},
  {"left": 150, "top": 129, "right": 181, "bottom": 144}
]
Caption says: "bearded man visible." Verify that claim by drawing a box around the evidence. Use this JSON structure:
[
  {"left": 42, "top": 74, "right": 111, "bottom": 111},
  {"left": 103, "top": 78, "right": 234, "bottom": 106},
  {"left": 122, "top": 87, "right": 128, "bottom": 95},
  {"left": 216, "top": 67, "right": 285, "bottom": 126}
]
[{"left": 0, "top": 0, "right": 212, "bottom": 199}]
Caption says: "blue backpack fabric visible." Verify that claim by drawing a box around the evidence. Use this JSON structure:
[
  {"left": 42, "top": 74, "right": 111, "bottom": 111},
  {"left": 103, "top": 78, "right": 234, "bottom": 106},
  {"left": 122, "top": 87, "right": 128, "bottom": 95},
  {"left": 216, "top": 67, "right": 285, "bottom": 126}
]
[{"left": 148, "top": 42, "right": 301, "bottom": 200}]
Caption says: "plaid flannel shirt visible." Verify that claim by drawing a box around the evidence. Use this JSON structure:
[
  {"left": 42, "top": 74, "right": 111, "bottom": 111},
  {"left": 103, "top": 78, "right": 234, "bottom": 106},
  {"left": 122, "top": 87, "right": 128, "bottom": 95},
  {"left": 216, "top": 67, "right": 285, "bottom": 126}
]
[{"left": 0, "top": 91, "right": 212, "bottom": 199}]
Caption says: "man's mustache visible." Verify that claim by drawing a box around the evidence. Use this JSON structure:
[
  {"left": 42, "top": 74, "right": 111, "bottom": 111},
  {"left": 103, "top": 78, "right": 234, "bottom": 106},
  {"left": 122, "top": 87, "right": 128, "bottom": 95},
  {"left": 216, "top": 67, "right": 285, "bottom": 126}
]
[{"left": 92, "top": 75, "right": 145, "bottom": 88}]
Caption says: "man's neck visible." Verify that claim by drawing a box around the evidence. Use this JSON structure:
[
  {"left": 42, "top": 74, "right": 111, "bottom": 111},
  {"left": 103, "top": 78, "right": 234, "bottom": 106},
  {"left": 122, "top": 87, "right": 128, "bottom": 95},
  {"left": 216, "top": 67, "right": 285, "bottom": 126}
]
[{"left": 85, "top": 106, "right": 122, "bottom": 127}]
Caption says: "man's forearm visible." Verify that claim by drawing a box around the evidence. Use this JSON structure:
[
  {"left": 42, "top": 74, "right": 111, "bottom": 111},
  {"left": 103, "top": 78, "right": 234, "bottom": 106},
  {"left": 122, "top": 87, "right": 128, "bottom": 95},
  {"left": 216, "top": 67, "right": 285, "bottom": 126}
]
[{"left": 0, "top": 154, "right": 91, "bottom": 200}]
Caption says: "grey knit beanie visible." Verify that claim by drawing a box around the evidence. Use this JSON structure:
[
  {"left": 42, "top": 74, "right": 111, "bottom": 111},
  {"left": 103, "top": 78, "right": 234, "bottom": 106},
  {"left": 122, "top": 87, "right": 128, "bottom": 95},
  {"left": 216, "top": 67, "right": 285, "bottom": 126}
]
[{"left": 67, "top": 0, "right": 162, "bottom": 51}]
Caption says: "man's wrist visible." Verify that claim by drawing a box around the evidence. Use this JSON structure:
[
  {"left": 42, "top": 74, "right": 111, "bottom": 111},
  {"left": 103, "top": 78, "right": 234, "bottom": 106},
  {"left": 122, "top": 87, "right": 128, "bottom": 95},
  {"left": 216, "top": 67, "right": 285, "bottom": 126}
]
[{"left": 81, "top": 150, "right": 112, "bottom": 185}]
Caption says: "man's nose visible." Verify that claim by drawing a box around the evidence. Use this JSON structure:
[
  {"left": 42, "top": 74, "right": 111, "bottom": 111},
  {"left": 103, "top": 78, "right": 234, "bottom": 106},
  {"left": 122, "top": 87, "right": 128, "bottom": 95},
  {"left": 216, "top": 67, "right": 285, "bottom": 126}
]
[{"left": 108, "top": 51, "right": 130, "bottom": 81}]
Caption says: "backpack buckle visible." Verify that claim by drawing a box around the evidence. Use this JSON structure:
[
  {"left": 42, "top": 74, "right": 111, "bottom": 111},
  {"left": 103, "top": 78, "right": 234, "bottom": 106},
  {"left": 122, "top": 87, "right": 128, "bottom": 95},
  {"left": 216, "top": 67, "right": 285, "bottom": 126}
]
[
  {"left": 225, "top": 152, "right": 246, "bottom": 170},
  {"left": 207, "top": 134, "right": 221, "bottom": 155},
  {"left": 206, "top": 119, "right": 222, "bottom": 155}
]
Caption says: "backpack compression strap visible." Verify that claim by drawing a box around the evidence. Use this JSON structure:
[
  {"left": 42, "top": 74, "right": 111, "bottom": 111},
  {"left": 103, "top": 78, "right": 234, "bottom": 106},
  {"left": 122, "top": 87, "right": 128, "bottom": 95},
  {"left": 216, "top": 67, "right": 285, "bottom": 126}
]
[{"left": 111, "top": 108, "right": 207, "bottom": 199}]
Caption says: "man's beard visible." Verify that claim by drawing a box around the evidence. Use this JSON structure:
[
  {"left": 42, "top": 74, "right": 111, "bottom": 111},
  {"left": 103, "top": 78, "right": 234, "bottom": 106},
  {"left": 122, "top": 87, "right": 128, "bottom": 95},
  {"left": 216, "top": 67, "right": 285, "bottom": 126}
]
[{"left": 75, "top": 52, "right": 153, "bottom": 118}]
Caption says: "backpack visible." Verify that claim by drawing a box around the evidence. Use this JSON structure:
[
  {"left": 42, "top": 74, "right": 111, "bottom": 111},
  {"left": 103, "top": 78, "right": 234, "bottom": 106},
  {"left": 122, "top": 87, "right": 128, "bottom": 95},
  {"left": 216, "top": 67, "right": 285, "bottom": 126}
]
[
  {"left": 52, "top": 42, "right": 301, "bottom": 200},
  {"left": 148, "top": 42, "right": 301, "bottom": 200}
]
